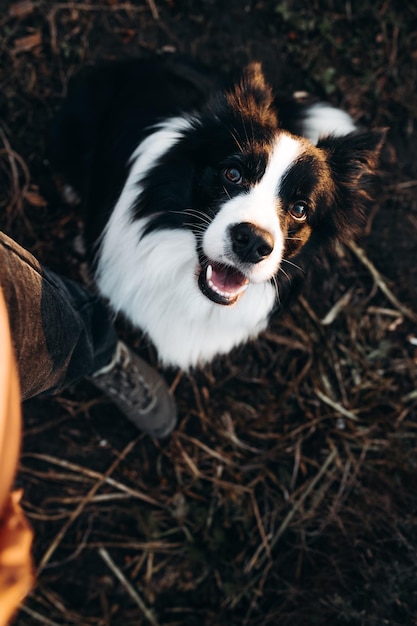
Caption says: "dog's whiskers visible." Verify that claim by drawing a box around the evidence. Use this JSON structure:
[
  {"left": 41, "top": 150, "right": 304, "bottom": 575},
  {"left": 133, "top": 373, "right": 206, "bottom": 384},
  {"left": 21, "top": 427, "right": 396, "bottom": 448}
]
[
  {"left": 278, "top": 266, "right": 291, "bottom": 283},
  {"left": 282, "top": 258, "right": 305, "bottom": 273},
  {"left": 183, "top": 222, "right": 206, "bottom": 233},
  {"left": 239, "top": 111, "right": 251, "bottom": 147},
  {"left": 223, "top": 185, "right": 232, "bottom": 200},
  {"left": 271, "top": 274, "right": 281, "bottom": 306},
  {"left": 229, "top": 127, "right": 245, "bottom": 154},
  {"left": 173, "top": 208, "right": 212, "bottom": 227}
]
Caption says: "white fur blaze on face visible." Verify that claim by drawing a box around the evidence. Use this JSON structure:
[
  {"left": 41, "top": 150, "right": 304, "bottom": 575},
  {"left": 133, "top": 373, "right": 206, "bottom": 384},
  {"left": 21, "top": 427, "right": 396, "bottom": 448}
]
[{"left": 202, "top": 133, "right": 305, "bottom": 284}]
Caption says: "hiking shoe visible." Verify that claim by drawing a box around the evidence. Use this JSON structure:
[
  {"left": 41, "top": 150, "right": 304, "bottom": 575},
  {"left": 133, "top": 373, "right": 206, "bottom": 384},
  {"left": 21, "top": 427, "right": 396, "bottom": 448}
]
[{"left": 89, "top": 341, "right": 177, "bottom": 438}]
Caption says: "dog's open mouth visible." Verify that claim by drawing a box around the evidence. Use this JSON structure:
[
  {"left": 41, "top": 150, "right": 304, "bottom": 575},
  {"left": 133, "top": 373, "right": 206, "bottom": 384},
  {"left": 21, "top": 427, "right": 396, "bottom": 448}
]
[{"left": 198, "top": 260, "right": 249, "bottom": 305}]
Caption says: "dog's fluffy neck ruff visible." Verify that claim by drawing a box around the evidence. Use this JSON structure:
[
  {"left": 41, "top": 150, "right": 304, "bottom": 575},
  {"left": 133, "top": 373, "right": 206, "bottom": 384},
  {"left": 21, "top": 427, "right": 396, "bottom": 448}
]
[{"left": 96, "top": 115, "right": 279, "bottom": 369}]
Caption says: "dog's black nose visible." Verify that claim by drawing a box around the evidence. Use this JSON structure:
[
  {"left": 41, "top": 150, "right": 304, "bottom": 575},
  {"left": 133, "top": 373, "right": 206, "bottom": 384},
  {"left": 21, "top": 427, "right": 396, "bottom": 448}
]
[{"left": 230, "top": 222, "right": 274, "bottom": 264}]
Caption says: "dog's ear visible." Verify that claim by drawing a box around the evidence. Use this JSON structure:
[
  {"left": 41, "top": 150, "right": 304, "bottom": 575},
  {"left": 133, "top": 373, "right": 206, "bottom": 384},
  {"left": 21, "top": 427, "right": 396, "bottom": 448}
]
[
  {"left": 209, "top": 62, "right": 278, "bottom": 129},
  {"left": 317, "top": 128, "right": 387, "bottom": 241},
  {"left": 228, "top": 62, "right": 278, "bottom": 127},
  {"left": 228, "top": 63, "right": 276, "bottom": 124}
]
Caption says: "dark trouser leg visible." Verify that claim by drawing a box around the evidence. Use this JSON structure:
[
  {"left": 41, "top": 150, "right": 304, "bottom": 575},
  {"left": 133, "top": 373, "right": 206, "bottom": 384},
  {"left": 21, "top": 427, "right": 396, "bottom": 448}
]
[{"left": 0, "top": 231, "right": 118, "bottom": 400}]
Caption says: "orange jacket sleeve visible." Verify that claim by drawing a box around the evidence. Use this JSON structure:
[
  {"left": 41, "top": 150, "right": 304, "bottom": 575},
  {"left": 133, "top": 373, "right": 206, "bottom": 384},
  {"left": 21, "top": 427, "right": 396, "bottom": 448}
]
[{"left": 0, "top": 288, "right": 34, "bottom": 625}]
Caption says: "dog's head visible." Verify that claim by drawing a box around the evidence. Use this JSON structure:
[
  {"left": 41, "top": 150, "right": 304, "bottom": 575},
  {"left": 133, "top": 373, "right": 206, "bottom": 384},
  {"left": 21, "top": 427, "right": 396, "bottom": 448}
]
[{"left": 138, "top": 63, "right": 385, "bottom": 310}]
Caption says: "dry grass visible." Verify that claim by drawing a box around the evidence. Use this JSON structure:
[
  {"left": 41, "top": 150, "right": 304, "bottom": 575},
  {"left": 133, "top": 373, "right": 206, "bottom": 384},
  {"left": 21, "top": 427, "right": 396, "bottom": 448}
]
[{"left": 1, "top": 1, "right": 417, "bottom": 625}]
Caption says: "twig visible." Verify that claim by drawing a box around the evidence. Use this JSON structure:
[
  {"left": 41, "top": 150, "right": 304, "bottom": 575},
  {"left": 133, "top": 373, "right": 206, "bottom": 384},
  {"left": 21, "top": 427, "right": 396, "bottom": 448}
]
[
  {"left": 46, "top": 516, "right": 94, "bottom": 569},
  {"left": 315, "top": 389, "right": 359, "bottom": 422},
  {"left": 46, "top": 492, "right": 132, "bottom": 504},
  {"left": 87, "top": 541, "right": 182, "bottom": 551},
  {"left": 37, "top": 438, "right": 139, "bottom": 573},
  {"left": 21, "top": 452, "right": 164, "bottom": 508},
  {"left": 145, "top": 0, "right": 159, "bottom": 20},
  {"left": 348, "top": 240, "right": 417, "bottom": 324},
  {"left": 179, "top": 433, "right": 237, "bottom": 466},
  {"left": 386, "top": 179, "right": 417, "bottom": 190},
  {"left": 244, "top": 493, "right": 272, "bottom": 572},
  {"left": 254, "top": 448, "right": 338, "bottom": 571},
  {"left": 98, "top": 547, "right": 160, "bottom": 626},
  {"left": 0, "top": 126, "right": 31, "bottom": 216},
  {"left": 321, "top": 288, "right": 353, "bottom": 325},
  {"left": 19, "top": 604, "right": 62, "bottom": 626}
]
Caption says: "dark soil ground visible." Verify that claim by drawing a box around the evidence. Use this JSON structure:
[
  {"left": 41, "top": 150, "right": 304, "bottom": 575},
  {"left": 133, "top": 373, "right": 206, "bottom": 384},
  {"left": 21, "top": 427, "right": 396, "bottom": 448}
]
[{"left": 1, "top": 1, "right": 417, "bottom": 625}]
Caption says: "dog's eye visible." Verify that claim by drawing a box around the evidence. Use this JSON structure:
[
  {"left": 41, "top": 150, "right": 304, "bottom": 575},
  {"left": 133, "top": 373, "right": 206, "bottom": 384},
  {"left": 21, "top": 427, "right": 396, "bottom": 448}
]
[
  {"left": 223, "top": 166, "right": 243, "bottom": 185},
  {"left": 289, "top": 202, "right": 308, "bottom": 221}
]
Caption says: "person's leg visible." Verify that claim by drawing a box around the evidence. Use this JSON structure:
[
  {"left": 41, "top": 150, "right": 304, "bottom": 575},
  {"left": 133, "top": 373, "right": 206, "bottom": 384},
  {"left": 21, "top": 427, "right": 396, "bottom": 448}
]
[
  {"left": 0, "top": 230, "right": 116, "bottom": 399},
  {"left": 0, "top": 231, "right": 176, "bottom": 437}
]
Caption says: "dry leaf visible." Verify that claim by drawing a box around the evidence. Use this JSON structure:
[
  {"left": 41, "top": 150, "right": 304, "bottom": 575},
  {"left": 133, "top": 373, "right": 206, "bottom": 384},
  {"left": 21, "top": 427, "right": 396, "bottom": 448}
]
[
  {"left": 12, "top": 31, "right": 42, "bottom": 55},
  {"left": 9, "top": 0, "right": 35, "bottom": 18},
  {"left": 24, "top": 188, "right": 47, "bottom": 207}
]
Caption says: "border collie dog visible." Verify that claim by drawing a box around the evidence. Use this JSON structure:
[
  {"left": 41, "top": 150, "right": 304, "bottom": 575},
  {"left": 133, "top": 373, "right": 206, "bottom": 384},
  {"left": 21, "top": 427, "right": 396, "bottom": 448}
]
[{"left": 51, "top": 58, "right": 384, "bottom": 369}]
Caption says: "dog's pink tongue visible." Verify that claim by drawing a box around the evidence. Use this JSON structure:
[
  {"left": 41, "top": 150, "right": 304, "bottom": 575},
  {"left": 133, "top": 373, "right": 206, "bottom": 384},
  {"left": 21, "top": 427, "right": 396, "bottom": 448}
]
[{"left": 210, "top": 263, "right": 248, "bottom": 292}]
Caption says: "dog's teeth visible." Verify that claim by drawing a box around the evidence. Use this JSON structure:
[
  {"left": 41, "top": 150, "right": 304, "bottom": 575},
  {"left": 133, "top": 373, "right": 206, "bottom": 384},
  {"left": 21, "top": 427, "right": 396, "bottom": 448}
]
[
  {"left": 206, "top": 277, "right": 248, "bottom": 300},
  {"left": 236, "top": 283, "right": 249, "bottom": 295},
  {"left": 206, "top": 264, "right": 213, "bottom": 280}
]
